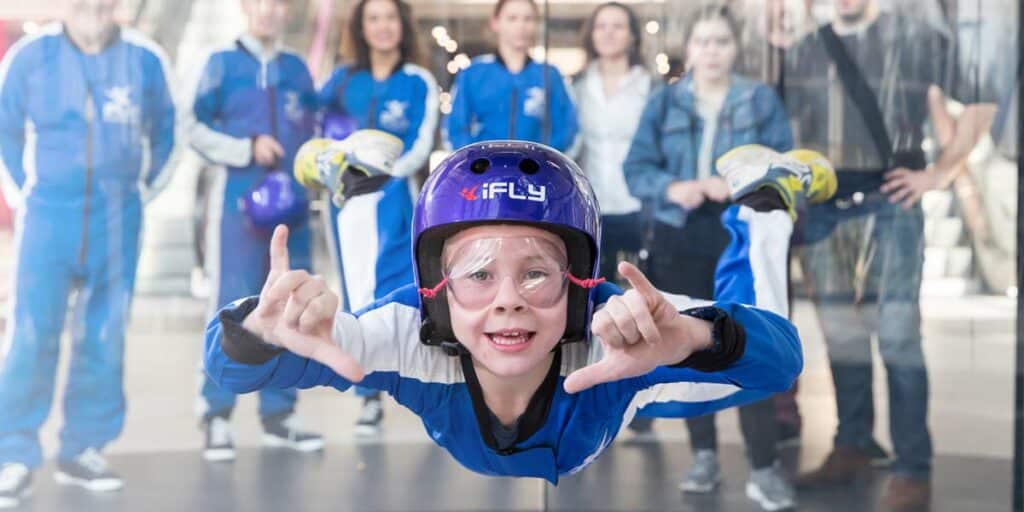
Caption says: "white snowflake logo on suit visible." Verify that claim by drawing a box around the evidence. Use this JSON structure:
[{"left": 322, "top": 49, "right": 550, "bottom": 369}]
[
  {"left": 102, "top": 86, "right": 140, "bottom": 125},
  {"left": 379, "top": 100, "right": 410, "bottom": 132}
]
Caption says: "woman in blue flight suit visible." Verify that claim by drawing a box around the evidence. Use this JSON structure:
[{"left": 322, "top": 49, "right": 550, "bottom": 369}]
[
  {"left": 443, "top": 0, "right": 578, "bottom": 153},
  {"left": 318, "top": 0, "right": 438, "bottom": 434}
]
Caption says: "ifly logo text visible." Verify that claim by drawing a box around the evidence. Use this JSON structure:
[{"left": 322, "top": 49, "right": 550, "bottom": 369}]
[{"left": 480, "top": 182, "right": 546, "bottom": 203}]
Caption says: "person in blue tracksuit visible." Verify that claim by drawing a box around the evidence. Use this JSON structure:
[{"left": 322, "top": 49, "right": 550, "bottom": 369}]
[
  {"left": 443, "top": 0, "right": 578, "bottom": 152},
  {"left": 317, "top": 0, "right": 438, "bottom": 433},
  {"left": 187, "top": 0, "right": 323, "bottom": 463},
  {"left": 202, "top": 142, "right": 829, "bottom": 484},
  {"left": 0, "top": 2, "right": 178, "bottom": 501}
]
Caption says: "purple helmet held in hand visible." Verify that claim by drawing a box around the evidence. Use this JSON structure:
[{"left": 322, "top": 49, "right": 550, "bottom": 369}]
[
  {"left": 241, "top": 171, "right": 309, "bottom": 233},
  {"left": 413, "top": 141, "right": 602, "bottom": 354},
  {"left": 322, "top": 111, "right": 359, "bottom": 141}
]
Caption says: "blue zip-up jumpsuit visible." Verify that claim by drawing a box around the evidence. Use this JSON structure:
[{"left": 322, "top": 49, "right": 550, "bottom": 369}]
[
  {"left": 189, "top": 36, "right": 317, "bottom": 421},
  {"left": 443, "top": 54, "right": 578, "bottom": 152},
  {"left": 0, "top": 23, "right": 179, "bottom": 467},
  {"left": 204, "top": 199, "right": 802, "bottom": 482},
  {"left": 318, "top": 63, "right": 438, "bottom": 399}
]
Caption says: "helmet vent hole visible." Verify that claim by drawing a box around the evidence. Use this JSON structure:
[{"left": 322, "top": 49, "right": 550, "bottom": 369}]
[
  {"left": 519, "top": 158, "right": 540, "bottom": 175},
  {"left": 470, "top": 158, "right": 491, "bottom": 174}
]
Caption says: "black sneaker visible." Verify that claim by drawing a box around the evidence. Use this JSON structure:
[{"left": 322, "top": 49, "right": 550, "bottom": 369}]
[
  {"left": 263, "top": 413, "right": 324, "bottom": 452},
  {"left": 354, "top": 397, "right": 384, "bottom": 436},
  {"left": 55, "top": 449, "right": 123, "bottom": 492},
  {"left": 0, "top": 463, "right": 31, "bottom": 509},
  {"left": 203, "top": 416, "right": 236, "bottom": 462}
]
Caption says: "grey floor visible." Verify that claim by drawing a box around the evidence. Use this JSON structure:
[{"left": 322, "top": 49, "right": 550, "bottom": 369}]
[{"left": 11, "top": 442, "right": 1011, "bottom": 512}]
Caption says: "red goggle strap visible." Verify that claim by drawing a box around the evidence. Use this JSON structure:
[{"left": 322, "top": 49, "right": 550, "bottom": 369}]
[
  {"left": 418, "top": 273, "right": 604, "bottom": 300},
  {"left": 419, "top": 276, "right": 449, "bottom": 299}
]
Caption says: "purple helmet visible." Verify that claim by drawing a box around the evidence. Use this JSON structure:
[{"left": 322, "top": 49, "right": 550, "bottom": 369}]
[
  {"left": 241, "top": 171, "right": 309, "bottom": 233},
  {"left": 413, "top": 141, "right": 601, "bottom": 352},
  {"left": 322, "top": 111, "right": 359, "bottom": 141}
]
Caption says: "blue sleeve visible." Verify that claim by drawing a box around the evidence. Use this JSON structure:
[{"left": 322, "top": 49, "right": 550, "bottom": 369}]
[
  {"left": 547, "top": 67, "right": 578, "bottom": 152},
  {"left": 188, "top": 52, "right": 254, "bottom": 167},
  {"left": 192, "top": 53, "right": 222, "bottom": 127},
  {"left": 294, "top": 60, "right": 318, "bottom": 141},
  {"left": 0, "top": 43, "right": 29, "bottom": 191},
  {"left": 444, "top": 69, "right": 473, "bottom": 150},
  {"left": 755, "top": 85, "right": 794, "bottom": 152},
  {"left": 641, "top": 301, "right": 802, "bottom": 393},
  {"left": 391, "top": 70, "right": 438, "bottom": 177},
  {"left": 202, "top": 301, "right": 401, "bottom": 395},
  {"left": 318, "top": 66, "right": 348, "bottom": 113},
  {"left": 591, "top": 280, "right": 624, "bottom": 306},
  {"left": 142, "top": 50, "right": 179, "bottom": 196},
  {"left": 622, "top": 88, "right": 675, "bottom": 202}
]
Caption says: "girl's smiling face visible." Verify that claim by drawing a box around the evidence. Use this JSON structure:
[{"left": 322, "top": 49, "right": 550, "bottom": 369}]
[{"left": 444, "top": 225, "right": 569, "bottom": 378}]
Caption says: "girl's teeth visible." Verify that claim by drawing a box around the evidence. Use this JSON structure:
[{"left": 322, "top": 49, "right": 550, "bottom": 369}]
[{"left": 491, "top": 332, "right": 529, "bottom": 345}]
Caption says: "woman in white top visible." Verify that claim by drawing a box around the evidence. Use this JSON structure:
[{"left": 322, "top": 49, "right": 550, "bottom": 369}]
[{"left": 573, "top": 2, "right": 660, "bottom": 281}]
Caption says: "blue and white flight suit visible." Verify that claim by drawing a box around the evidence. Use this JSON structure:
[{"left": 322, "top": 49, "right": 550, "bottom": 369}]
[
  {"left": 443, "top": 54, "right": 578, "bottom": 152},
  {"left": 204, "top": 199, "right": 802, "bottom": 482},
  {"left": 318, "top": 63, "right": 438, "bottom": 399},
  {"left": 189, "top": 36, "right": 317, "bottom": 422},
  {"left": 0, "top": 23, "right": 179, "bottom": 468}
]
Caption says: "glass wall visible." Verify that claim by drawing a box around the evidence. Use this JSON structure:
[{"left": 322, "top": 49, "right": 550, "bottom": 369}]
[{"left": 0, "top": 1, "right": 1017, "bottom": 510}]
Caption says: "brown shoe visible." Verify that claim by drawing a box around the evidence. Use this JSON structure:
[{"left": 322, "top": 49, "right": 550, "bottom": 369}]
[
  {"left": 881, "top": 476, "right": 930, "bottom": 511},
  {"left": 794, "top": 445, "right": 871, "bottom": 488}
]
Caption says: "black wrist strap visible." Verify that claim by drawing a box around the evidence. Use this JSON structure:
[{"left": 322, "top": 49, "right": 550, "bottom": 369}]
[
  {"left": 671, "top": 306, "right": 746, "bottom": 372},
  {"left": 219, "top": 297, "right": 286, "bottom": 365}
]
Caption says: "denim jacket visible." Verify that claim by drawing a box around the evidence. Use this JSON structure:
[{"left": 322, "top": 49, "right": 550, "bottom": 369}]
[{"left": 623, "top": 74, "right": 793, "bottom": 228}]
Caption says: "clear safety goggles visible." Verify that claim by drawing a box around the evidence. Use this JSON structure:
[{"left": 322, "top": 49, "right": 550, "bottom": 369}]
[{"left": 419, "top": 236, "right": 604, "bottom": 310}]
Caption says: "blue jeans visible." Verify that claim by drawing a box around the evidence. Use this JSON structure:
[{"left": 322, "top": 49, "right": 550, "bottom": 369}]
[{"left": 799, "top": 197, "right": 931, "bottom": 478}]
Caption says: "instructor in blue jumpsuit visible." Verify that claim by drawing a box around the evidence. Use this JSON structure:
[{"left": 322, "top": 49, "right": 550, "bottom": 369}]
[
  {"left": 188, "top": 0, "right": 322, "bottom": 461},
  {"left": 0, "top": 0, "right": 178, "bottom": 498}
]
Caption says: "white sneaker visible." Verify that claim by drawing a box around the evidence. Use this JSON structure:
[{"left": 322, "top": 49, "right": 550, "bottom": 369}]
[
  {"left": 746, "top": 465, "right": 796, "bottom": 511},
  {"left": 679, "top": 450, "right": 721, "bottom": 493},
  {"left": 203, "top": 416, "right": 236, "bottom": 462},
  {"left": 716, "top": 144, "right": 837, "bottom": 221},
  {"left": 294, "top": 130, "right": 404, "bottom": 205},
  {"left": 354, "top": 397, "right": 384, "bottom": 437},
  {"left": 0, "top": 463, "right": 31, "bottom": 509},
  {"left": 190, "top": 267, "right": 210, "bottom": 299}
]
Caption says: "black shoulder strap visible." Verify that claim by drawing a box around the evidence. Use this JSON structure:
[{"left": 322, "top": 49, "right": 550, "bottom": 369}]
[
  {"left": 331, "top": 68, "right": 356, "bottom": 117},
  {"left": 817, "top": 23, "right": 893, "bottom": 167},
  {"left": 543, "top": 63, "right": 551, "bottom": 146}
]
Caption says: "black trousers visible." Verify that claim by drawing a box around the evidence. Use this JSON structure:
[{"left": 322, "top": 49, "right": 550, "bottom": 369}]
[
  {"left": 646, "top": 201, "right": 778, "bottom": 470},
  {"left": 598, "top": 213, "right": 644, "bottom": 282}
]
